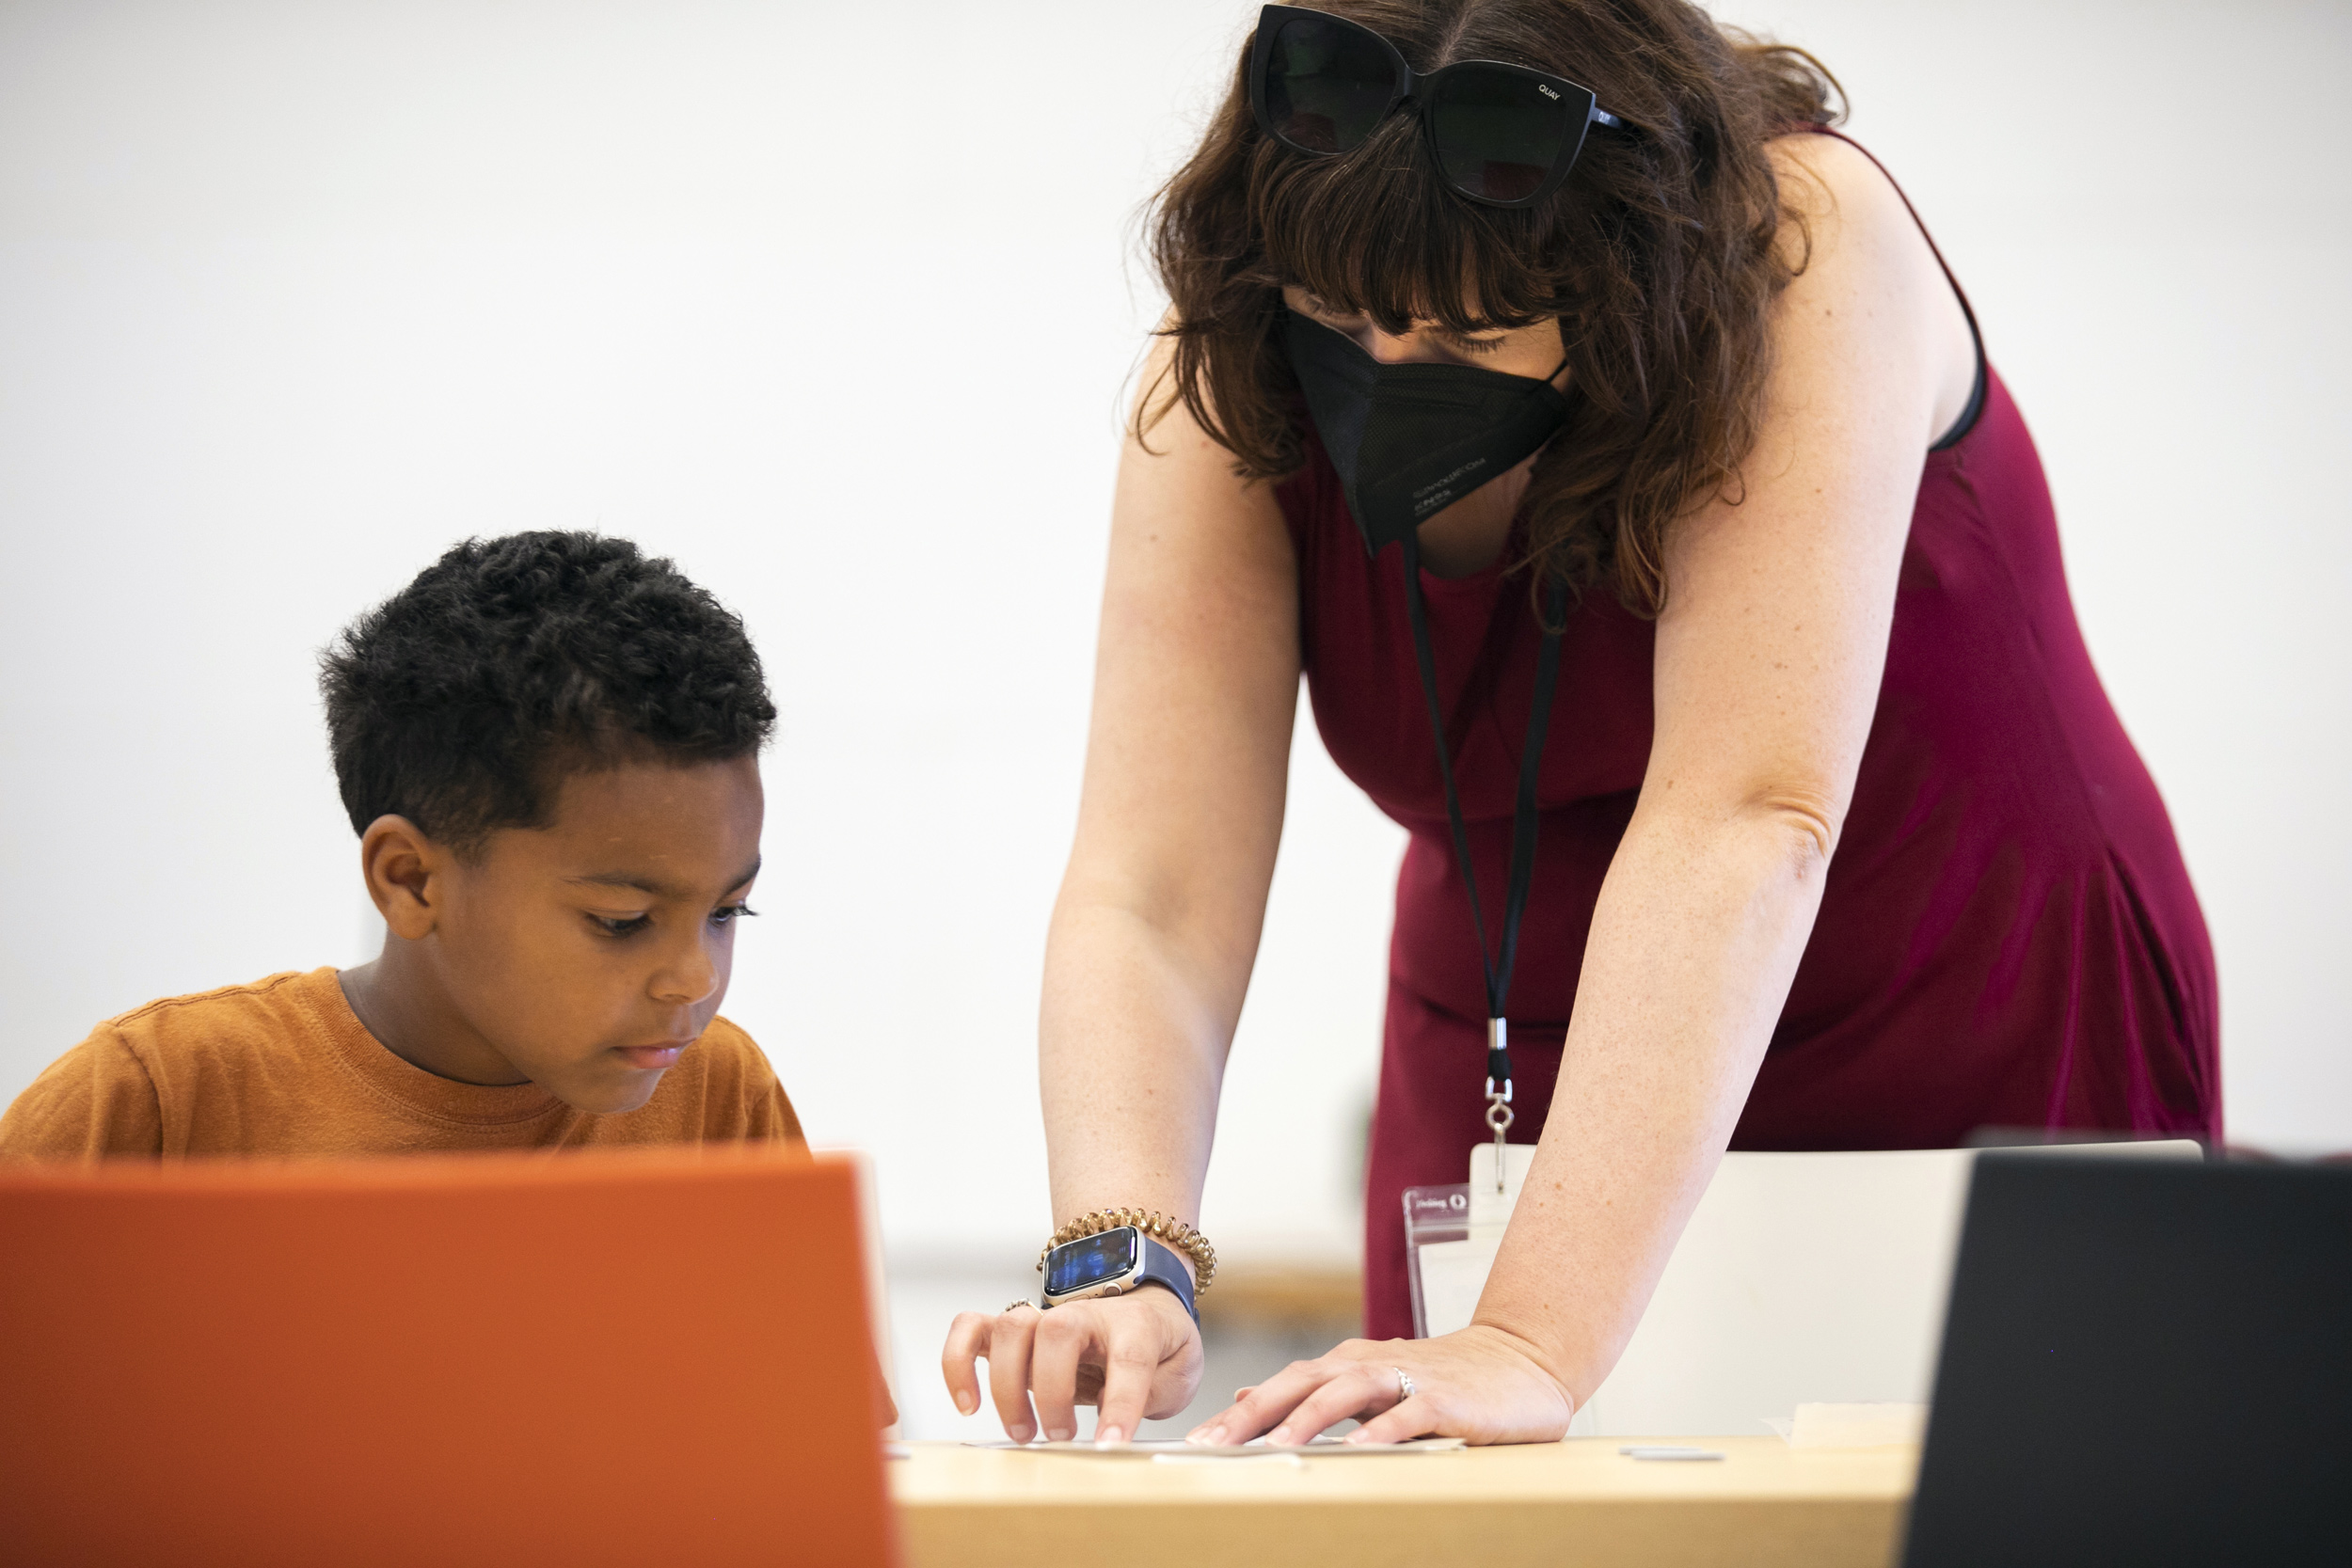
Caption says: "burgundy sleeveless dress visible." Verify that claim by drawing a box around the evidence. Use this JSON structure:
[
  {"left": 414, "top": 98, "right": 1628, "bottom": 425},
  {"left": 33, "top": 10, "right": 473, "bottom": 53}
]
[{"left": 1274, "top": 155, "right": 2220, "bottom": 1340}]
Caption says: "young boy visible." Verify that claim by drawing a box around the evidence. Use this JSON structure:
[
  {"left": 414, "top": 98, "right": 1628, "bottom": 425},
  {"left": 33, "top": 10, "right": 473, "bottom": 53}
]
[{"left": 0, "top": 531, "right": 802, "bottom": 1158}]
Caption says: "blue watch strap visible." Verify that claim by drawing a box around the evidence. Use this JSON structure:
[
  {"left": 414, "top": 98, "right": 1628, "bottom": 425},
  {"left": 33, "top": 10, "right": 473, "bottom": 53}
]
[{"left": 1136, "top": 1235, "right": 1200, "bottom": 1324}]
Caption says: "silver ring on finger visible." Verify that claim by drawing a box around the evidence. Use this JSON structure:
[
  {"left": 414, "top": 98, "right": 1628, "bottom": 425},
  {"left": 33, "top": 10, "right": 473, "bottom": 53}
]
[{"left": 1392, "top": 1366, "right": 1416, "bottom": 1403}]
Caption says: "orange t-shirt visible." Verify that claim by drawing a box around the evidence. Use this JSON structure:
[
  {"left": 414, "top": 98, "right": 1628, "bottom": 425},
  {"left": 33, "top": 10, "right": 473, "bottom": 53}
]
[{"left": 0, "top": 968, "right": 804, "bottom": 1160}]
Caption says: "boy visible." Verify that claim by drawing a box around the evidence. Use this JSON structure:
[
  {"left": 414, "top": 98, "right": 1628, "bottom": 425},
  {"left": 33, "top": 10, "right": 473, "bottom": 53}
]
[{"left": 0, "top": 531, "right": 801, "bottom": 1158}]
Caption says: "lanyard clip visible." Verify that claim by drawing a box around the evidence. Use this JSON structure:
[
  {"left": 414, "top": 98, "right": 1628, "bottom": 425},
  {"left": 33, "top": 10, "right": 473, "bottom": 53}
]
[
  {"left": 1483, "top": 1017, "right": 1515, "bottom": 1164},
  {"left": 1483, "top": 1016, "right": 1513, "bottom": 1106}
]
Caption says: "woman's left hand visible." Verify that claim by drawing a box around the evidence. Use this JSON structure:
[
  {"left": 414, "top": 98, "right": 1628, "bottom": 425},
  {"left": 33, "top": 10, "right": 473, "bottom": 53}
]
[{"left": 1184, "top": 1322, "right": 1576, "bottom": 1448}]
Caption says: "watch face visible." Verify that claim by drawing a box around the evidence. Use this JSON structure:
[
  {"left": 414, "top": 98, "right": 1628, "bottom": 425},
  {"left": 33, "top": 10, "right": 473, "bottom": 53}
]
[{"left": 1045, "top": 1228, "right": 1139, "bottom": 1297}]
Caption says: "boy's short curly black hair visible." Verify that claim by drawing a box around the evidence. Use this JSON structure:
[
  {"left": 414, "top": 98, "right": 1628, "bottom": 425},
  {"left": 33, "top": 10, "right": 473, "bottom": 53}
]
[{"left": 320, "top": 531, "right": 775, "bottom": 853}]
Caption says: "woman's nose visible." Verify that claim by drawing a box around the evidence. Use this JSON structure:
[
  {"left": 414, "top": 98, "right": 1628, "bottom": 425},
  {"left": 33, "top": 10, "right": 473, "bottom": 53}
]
[{"left": 1361, "top": 326, "right": 1422, "bottom": 364}]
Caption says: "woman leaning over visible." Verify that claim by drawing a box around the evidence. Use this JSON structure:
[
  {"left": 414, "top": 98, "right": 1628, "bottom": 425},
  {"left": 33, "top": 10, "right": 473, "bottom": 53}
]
[{"left": 946, "top": 0, "right": 2215, "bottom": 1447}]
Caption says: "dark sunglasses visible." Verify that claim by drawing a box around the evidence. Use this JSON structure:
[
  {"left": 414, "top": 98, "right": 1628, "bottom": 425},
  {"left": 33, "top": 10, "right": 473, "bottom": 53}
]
[{"left": 1248, "top": 4, "right": 1628, "bottom": 209}]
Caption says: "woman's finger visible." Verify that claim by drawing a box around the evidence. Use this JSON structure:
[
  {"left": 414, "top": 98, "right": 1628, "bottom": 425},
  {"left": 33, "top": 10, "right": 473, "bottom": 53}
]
[
  {"left": 984, "top": 1306, "right": 1042, "bottom": 1443},
  {"left": 940, "top": 1311, "right": 994, "bottom": 1418},
  {"left": 1090, "top": 1301, "right": 1178, "bottom": 1446},
  {"left": 1188, "top": 1355, "right": 1335, "bottom": 1444},
  {"left": 1266, "top": 1363, "right": 1393, "bottom": 1446},
  {"left": 1345, "top": 1390, "right": 1439, "bottom": 1447},
  {"left": 1027, "top": 1305, "right": 1095, "bottom": 1443}
]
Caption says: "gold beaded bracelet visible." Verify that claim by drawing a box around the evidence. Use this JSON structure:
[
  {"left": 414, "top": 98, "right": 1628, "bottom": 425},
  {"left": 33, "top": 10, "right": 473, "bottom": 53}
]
[{"left": 1039, "top": 1209, "right": 1217, "bottom": 1297}]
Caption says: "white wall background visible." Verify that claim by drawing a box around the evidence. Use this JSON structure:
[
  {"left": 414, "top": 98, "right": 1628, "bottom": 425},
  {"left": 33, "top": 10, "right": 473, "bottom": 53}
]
[{"left": 4, "top": 0, "right": 2347, "bottom": 1431}]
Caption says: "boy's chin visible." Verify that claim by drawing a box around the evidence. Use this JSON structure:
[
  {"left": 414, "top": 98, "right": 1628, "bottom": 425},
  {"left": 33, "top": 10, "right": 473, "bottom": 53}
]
[{"left": 545, "top": 1062, "right": 669, "bottom": 1117}]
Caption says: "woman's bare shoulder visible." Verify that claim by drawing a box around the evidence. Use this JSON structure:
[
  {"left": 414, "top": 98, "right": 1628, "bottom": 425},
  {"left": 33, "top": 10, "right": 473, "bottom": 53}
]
[
  {"left": 1764, "top": 131, "right": 1927, "bottom": 274},
  {"left": 1760, "top": 131, "right": 1977, "bottom": 442}
]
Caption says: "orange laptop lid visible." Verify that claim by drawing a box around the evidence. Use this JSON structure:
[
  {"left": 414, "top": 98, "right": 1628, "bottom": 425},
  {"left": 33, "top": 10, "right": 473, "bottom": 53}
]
[{"left": 0, "top": 1146, "right": 896, "bottom": 1568}]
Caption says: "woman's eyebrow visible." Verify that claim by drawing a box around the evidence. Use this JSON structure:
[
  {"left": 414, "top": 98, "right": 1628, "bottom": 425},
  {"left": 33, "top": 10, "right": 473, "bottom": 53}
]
[
  {"left": 1291, "top": 286, "right": 1358, "bottom": 315},
  {"left": 1290, "top": 281, "right": 1522, "bottom": 339}
]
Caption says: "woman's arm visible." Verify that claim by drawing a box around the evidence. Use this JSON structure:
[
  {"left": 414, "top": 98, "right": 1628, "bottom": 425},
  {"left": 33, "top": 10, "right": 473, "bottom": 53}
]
[
  {"left": 1195, "top": 135, "right": 1982, "bottom": 1446},
  {"left": 941, "top": 335, "right": 1304, "bottom": 1445}
]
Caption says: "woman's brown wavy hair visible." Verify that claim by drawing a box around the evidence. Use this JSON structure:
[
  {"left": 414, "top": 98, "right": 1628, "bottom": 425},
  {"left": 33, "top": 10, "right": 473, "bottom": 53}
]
[{"left": 1144, "top": 0, "right": 1840, "bottom": 612}]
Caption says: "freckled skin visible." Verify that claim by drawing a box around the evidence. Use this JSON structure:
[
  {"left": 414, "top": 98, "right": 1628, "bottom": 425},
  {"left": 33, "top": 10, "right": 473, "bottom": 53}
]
[{"left": 339, "top": 756, "right": 765, "bottom": 1114}]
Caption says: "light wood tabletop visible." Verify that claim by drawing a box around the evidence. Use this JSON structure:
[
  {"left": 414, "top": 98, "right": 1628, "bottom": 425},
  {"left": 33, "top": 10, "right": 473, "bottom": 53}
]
[{"left": 890, "top": 1436, "right": 1917, "bottom": 1568}]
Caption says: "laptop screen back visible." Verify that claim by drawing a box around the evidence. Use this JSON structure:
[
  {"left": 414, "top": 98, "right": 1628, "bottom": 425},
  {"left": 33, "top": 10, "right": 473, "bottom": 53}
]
[
  {"left": 0, "top": 1146, "right": 895, "bottom": 1568},
  {"left": 1904, "top": 1153, "right": 2352, "bottom": 1567}
]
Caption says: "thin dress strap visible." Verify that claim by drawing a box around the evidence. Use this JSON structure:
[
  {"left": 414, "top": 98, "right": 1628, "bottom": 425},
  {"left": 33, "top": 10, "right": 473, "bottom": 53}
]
[{"left": 1790, "top": 125, "right": 1986, "bottom": 450}]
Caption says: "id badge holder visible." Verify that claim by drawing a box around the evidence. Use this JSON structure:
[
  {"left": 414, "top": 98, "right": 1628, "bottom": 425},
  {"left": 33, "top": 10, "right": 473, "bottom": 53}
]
[
  {"left": 1402, "top": 1140, "right": 1598, "bottom": 1434},
  {"left": 1403, "top": 1142, "right": 1535, "bottom": 1338}
]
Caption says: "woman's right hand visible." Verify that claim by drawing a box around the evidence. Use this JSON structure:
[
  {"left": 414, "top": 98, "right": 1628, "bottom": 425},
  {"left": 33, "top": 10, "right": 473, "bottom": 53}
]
[
  {"left": 942, "top": 1286, "right": 1204, "bottom": 1446},
  {"left": 958, "top": 334, "right": 1282, "bottom": 1450}
]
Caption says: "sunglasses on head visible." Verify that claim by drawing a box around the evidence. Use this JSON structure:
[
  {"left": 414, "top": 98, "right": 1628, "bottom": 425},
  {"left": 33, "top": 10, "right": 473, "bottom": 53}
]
[{"left": 1248, "top": 4, "right": 1628, "bottom": 209}]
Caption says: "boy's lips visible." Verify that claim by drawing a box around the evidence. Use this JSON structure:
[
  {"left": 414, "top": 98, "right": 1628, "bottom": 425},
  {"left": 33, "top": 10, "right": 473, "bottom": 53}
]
[{"left": 614, "top": 1039, "right": 691, "bottom": 1070}]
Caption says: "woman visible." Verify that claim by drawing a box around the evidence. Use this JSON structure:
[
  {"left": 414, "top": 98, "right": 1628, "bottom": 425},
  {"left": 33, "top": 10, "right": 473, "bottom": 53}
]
[{"left": 945, "top": 0, "right": 2215, "bottom": 1447}]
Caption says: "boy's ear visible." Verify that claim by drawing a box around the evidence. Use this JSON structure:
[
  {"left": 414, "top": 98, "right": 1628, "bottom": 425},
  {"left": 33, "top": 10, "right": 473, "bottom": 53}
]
[{"left": 358, "top": 816, "right": 446, "bottom": 941}]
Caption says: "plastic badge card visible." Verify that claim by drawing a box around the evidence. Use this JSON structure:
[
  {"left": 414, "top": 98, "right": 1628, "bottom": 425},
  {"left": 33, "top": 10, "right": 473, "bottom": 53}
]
[{"left": 1404, "top": 1142, "right": 1536, "bottom": 1338}]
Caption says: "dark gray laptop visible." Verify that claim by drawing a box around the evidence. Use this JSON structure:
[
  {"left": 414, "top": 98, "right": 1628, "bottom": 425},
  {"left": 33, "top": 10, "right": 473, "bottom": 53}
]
[{"left": 1903, "top": 1153, "right": 2352, "bottom": 1566}]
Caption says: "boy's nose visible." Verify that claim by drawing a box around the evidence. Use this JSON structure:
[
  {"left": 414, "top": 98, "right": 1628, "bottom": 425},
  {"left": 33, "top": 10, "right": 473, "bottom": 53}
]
[{"left": 650, "top": 937, "right": 723, "bottom": 1007}]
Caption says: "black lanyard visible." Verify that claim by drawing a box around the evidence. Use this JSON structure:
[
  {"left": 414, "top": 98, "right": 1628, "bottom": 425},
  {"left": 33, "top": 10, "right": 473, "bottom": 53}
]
[{"left": 1395, "top": 532, "right": 1567, "bottom": 1153}]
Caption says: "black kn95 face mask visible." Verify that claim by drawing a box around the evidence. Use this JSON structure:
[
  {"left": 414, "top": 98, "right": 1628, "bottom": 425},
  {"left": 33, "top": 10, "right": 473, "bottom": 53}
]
[{"left": 1283, "top": 309, "right": 1570, "bottom": 558}]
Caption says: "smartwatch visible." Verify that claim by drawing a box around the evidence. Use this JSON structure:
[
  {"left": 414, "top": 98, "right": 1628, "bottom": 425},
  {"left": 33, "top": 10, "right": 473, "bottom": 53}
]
[{"left": 1039, "top": 1226, "right": 1200, "bottom": 1325}]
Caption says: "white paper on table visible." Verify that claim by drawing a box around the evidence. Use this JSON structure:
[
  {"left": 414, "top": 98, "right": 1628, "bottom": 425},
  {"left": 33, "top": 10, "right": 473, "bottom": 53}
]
[
  {"left": 1787, "top": 1402, "right": 1929, "bottom": 1448},
  {"left": 967, "top": 1437, "right": 1467, "bottom": 1458}
]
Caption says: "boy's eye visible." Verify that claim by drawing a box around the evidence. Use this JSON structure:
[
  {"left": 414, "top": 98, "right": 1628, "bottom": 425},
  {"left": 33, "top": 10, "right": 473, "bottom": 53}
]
[
  {"left": 591, "top": 913, "right": 653, "bottom": 938},
  {"left": 711, "top": 902, "right": 758, "bottom": 927}
]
